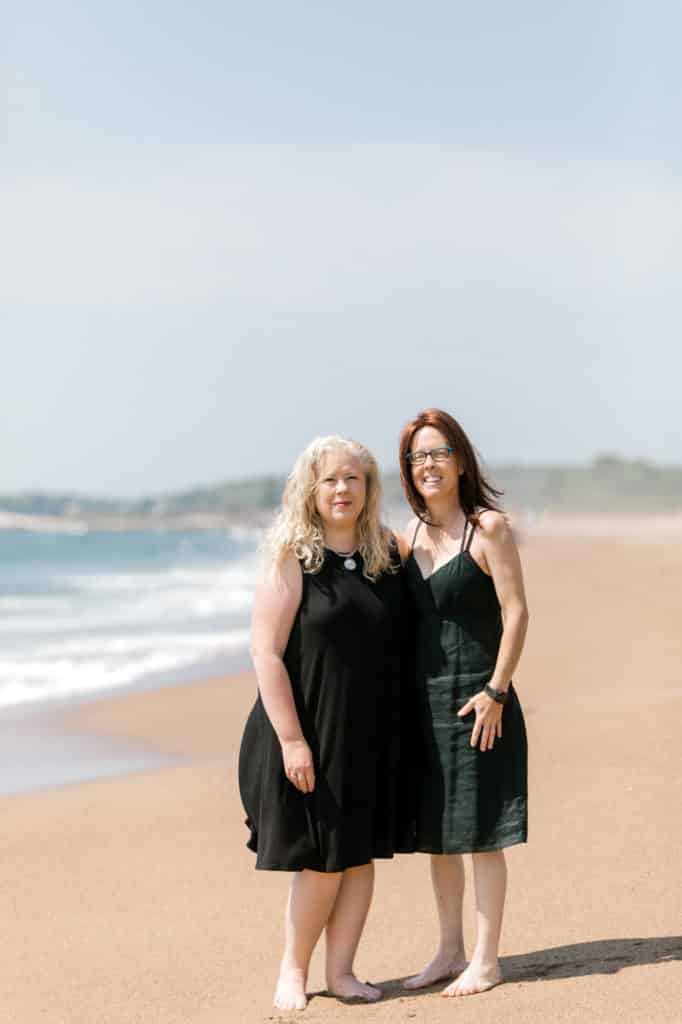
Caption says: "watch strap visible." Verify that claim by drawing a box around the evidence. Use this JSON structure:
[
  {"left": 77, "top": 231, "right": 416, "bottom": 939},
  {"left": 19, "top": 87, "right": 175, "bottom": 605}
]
[{"left": 484, "top": 684, "right": 509, "bottom": 705}]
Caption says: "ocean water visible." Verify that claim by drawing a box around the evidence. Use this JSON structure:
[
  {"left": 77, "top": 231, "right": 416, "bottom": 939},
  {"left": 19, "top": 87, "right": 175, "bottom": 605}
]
[{"left": 0, "top": 527, "right": 259, "bottom": 709}]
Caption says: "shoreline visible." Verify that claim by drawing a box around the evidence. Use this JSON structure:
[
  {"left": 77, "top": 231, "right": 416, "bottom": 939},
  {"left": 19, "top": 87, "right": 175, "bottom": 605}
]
[{"left": 0, "top": 649, "right": 252, "bottom": 796}]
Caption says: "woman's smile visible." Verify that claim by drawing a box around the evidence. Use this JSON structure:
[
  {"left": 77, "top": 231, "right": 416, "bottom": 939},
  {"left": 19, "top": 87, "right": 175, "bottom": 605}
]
[
  {"left": 410, "top": 426, "right": 460, "bottom": 503},
  {"left": 315, "top": 453, "right": 366, "bottom": 527}
]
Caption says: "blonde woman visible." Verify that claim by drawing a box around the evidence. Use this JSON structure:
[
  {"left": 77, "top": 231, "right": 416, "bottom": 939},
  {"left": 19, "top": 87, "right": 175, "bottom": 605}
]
[{"left": 239, "top": 436, "right": 410, "bottom": 1012}]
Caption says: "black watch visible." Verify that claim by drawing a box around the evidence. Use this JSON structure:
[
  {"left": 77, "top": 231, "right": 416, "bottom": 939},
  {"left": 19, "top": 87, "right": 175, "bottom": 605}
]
[{"left": 484, "top": 684, "right": 509, "bottom": 705}]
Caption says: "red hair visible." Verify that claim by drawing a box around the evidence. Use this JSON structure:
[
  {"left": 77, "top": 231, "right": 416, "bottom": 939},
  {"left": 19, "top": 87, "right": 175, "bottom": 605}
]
[{"left": 399, "top": 408, "right": 503, "bottom": 523}]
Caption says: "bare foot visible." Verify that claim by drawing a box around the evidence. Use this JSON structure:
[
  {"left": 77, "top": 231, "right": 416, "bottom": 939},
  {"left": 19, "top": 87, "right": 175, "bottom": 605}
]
[
  {"left": 327, "top": 973, "right": 382, "bottom": 1002},
  {"left": 274, "top": 967, "right": 307, "bottom": 1011},
  {"left": 403, "top": 950, "right": 467, "bottom": 990},
  {"left": 441, "top": 960, "right": 502, "bottom": 997}
]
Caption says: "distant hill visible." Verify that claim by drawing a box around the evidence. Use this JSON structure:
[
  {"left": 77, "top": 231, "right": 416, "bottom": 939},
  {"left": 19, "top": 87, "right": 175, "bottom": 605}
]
[
  {"left": 2, "top": 457, "right": 682, "bottom": 528},
  {"left": 0, "top": 477, "right": 285, "bottom": 527},
  {"left": 487, "top": 455, "right": 682, "bottom": 514}
]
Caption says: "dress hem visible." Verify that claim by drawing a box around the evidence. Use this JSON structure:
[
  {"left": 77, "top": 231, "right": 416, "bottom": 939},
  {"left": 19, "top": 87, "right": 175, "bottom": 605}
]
[
  {"left": 251, "top": 851, "right": 401, "bottom": 873},
  {"left": 413, "top": 832, "right": 528, "bottom": 855}
]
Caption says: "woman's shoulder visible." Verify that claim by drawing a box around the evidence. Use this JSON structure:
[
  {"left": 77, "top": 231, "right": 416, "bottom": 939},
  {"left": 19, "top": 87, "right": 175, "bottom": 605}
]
[
  {"left": 392, "top": 517, "right": 419, "bottom": 563},
  {"left": 473, "top": 508, "right": 512, "bottom": 542},
  {"left": 257, "top": 550, "right": 304, "bottom": 590}
]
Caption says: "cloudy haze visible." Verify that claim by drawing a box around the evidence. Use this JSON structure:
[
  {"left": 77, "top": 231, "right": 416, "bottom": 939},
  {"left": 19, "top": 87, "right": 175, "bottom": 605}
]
[{"left": 3, "top": 2, "right": 681, "bottom": 495}]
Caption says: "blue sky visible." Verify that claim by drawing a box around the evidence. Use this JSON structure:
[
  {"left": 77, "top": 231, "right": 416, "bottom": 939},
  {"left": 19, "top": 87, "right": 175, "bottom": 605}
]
[{"left": 3, "top": 2, "right": 681, "bottom": 494}]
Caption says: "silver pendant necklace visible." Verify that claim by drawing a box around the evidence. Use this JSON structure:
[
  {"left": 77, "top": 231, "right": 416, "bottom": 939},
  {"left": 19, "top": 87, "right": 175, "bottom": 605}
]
[{"left": 328, "top": 546, "right": 358, "bottom": 570}]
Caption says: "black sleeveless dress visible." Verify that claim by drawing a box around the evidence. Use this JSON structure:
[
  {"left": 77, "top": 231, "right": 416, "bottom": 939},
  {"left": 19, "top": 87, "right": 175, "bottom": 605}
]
[
  {"left": 239, "top": 549, "right": 413, "bottom": 872},
  {"left": 404, "top": 520, "right": 527, "bottom": 854}
]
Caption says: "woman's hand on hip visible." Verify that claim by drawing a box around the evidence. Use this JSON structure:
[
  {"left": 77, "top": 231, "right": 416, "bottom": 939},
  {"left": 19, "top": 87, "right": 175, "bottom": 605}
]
[
  {"left": 281, "top": 738, "right": 316, "bottom": 793},
  {"left": 458, "top": 692, "right": 502, "bottom": 751}
]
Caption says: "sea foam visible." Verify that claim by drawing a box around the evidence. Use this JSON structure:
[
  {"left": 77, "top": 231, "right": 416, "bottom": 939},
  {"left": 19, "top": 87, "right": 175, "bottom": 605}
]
[{"left": 0, "top": 527, "right": 258, "bottom": 708}]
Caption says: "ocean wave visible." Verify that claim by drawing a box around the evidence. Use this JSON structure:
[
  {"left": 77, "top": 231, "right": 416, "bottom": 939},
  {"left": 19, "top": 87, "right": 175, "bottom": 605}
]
[
  {"left": 0, "top": 589, "right": 254, "bottom": 637},
  {"left": 0, "top": 628, "right": 251, "bottom": 708},
  {"left": 0, "top": 556, "right": 257, "bottom": 636},
  {"left": 0, "top": 528, "right": 258, "bottom": 707},
  {"left": 68, "top": 561, "right": 257, "bottom": 593},
  {"left": 0, "top": 595, "right": 83, "bottom": 613},
  {"left": 3, "top": 630, "right": 247, "bottom": 661}
]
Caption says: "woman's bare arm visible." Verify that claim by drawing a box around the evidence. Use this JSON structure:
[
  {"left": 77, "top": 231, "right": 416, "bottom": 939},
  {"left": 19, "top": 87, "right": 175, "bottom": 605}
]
[
  {"left": 479, "top": 511, "right": 529, "bottom": 693},
  {"left": 249, "top": 553, "right": 315, "bottom": 792},
  {"left": 459, "top": 511, "right": 529, "bottom": 751}
]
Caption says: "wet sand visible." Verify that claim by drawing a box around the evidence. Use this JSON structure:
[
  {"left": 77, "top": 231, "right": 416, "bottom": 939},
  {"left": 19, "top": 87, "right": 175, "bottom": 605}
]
[{"left": 3, "top": 531, "right": 681, "bottom": 1023}]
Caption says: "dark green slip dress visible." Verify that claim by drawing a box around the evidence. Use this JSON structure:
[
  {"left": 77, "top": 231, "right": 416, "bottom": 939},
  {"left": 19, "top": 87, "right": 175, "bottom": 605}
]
[{"left": 404, "top": 518, "right": 527, "bottom": 854}]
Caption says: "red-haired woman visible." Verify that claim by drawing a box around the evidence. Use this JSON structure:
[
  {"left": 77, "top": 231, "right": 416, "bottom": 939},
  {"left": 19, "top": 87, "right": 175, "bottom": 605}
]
[{"left": 398, "top": 409, "right": 528, "bottom": 997}]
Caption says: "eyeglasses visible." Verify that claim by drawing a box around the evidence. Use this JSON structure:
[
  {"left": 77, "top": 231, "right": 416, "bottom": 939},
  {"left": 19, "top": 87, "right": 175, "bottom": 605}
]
[{"left": 405, "top": 446, "right": 455, "bottom": 465}]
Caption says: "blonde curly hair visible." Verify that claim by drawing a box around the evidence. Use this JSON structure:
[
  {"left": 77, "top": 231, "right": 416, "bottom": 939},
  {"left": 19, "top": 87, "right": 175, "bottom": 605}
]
[{"left": 263, "top": 435, "right": 396, "bottom": 580}]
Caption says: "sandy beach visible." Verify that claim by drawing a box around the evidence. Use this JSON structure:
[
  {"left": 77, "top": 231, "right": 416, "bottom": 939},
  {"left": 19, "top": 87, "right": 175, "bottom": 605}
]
[{"left": 3, "top": 530, "right": 681, "bottom": 1024}]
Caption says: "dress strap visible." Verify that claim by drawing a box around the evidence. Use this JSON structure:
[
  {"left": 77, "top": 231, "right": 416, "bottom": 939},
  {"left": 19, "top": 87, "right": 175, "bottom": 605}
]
[
  {"left": 409, "top": 519, "right": 422, "bottom": 554},
  {"left": 462, "top": 519, "right": 476, "bottom": 552}
]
